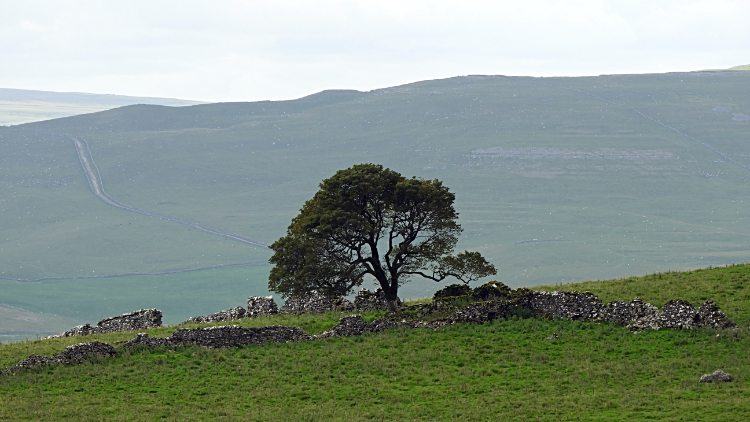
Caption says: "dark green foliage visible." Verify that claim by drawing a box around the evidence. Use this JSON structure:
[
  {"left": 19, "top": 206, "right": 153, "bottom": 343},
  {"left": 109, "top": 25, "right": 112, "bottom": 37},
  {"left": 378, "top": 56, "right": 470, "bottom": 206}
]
[
  {"left": 269, "top": 164, "right": 496, "bottom": 309},
  {"left": 472, "top": 280, "right": 512, "bottom": 301},
  {"left": 433, "top": 284, "right": 472, "bottom": 299}
]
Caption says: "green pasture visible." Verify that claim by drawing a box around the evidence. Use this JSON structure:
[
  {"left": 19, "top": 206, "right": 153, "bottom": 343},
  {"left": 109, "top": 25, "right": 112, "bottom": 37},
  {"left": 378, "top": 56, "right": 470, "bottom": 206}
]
[
  {"left": 2, "top": 264, "right": 750, "bottom": 420},
  {"left": 0, "top": 316, "right": 748, "bottom": 420}
]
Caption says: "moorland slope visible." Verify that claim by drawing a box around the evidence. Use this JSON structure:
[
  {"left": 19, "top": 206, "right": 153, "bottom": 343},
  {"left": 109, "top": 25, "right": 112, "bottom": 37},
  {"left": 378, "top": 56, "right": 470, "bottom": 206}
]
[{"left": 1, "top": 70, "right": 750, "bottom": 332}]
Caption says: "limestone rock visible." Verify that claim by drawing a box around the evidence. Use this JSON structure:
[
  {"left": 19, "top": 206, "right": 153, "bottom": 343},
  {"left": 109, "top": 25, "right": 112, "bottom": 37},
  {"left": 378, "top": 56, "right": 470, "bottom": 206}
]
[
  {"left": 166, "top": 325, "right": 312, "bottom": 348},
  {"left": 280, "top": 291, "right": 351, "bottom": 315},
  {"left": 184, "top": 306, "right": 247, "bottom": 324},
  {"left": 700, "top": 370, "right": 732, "bottom": 383},
  {"left": 1, "top": 342, "right": 116, "bottom": 376},
  {"left": 121, "top": 333, "right": 170, "bottom": 349},
  {"left": 49, "top": 309, "right": 163, "bottom": 338},
  {"left": 318, "top": 315, "right": 373, "bottom": 339},
  {"left": 97, "top": 309, "right": 162, "bottom": 332},
  {"left": 601, "top": 298, "right": 659, "bottom": 326},
  {"left": 628, "top": 300, "right": 700, "bottom": 331},
  {"left": 521, "top": 291, "right": 604, "bottom": 321},
  {"left": 698, "top": 301, "right": 737, "bottom": 329},
  {"left": 247, "top": 296, "right": 279, "bottom": 317}
]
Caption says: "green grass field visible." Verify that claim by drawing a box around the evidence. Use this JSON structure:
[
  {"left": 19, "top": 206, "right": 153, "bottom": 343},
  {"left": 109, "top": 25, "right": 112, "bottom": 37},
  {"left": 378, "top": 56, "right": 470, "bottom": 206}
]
[
  {"left": 1, "top": 265, "right": 749, "bottom": 421},
  {"left": 2, "top": 70, "right": 750, "bottom": 335}
]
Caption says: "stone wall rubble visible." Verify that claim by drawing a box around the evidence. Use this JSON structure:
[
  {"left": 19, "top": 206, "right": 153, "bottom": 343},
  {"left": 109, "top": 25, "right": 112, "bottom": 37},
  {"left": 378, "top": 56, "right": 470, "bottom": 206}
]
[
  {"left": 509, "top": 291, "right": 736, "bottom": 332},
  {"left": 0, "top": 289, "right": 737, "bottom": 382},
  {"left": 183, "top": 306, "right": 247, "bottom": 324},
  {"left": 121, "top": 325, "right": 312, "bottom": 350},
  {"left": 353, "top": 288, "right": 400, "bottom": 311},
  {"left": 1, "top": 342, "right": 116, "bottom": 376},
  {"left": 247, "top": 296, "right": 279, "bottom": 317},
  {"left": 4, "top": 287, "right": 739, "bottom": 377},
  {"left": 280, "top": 291, "right": 353, "bottom": 315},
  {"left": 700, "top": 370, "right": 732, "bottom": 383},
  {"left": 49, "top": 309, "right": 163, "bottom": 338}
]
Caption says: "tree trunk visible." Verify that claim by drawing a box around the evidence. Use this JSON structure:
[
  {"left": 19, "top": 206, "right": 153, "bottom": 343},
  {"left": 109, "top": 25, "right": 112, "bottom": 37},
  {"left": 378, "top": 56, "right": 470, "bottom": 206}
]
[{"left": 386, "top": 299, "right": 400, "bottom": 313}]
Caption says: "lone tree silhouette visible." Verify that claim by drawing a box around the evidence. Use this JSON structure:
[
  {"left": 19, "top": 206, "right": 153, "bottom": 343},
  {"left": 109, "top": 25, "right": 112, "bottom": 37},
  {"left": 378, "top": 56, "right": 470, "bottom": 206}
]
[{"left": 268, "top": 163, "right": 496, "bottom": 311}]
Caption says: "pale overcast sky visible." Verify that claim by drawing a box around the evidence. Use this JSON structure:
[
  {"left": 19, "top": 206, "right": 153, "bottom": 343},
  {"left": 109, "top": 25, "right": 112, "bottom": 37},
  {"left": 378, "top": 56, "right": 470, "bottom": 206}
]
[{"left": 1, "top": 1, "right": 748, "bottom": 102}]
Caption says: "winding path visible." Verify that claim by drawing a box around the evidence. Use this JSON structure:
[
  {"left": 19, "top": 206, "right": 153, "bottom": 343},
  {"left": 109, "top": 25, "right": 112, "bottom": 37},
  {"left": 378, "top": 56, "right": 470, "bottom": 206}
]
[
  {"left": 64, "top": 133, "right": 270, "bottom": 248},
  {"left": 0, "top": 260, "right": 268, "bottom": 283}
]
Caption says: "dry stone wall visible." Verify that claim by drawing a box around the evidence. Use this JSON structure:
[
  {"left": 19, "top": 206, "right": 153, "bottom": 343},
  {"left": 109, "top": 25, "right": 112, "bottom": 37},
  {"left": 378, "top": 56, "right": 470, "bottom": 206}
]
[
  {"left": 183, "top": 306, "right": 247, "bottom": 324},
  {"left": 0, "top": 342, "right": 116, "bottom": 376},
  {"left": 122, "top": 325, "right": 312, "bottom": 349},
  {"left": 509, "top": 291, "right": 736, "bottom": 331},
  {"left": 2, "top": 289, "right": 739, "bottom": 377},
  {"left": 353, "top": 288, "right": 401, "bottom": 311},
  {"left": 280, "top": 291, "right": 353, "bottom": 315},
  {"left": 50, "top": 309, "right": 163, "bottom": 338},
  {"left": 247, "top": 296, "right": 279, "bottom": 317}
]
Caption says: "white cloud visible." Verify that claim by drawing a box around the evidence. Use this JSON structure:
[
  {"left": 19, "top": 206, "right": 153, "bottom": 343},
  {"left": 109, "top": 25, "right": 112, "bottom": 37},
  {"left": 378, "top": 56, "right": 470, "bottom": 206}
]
[{"left": 0, "top": 0, "right": 748, "bottom": 101}]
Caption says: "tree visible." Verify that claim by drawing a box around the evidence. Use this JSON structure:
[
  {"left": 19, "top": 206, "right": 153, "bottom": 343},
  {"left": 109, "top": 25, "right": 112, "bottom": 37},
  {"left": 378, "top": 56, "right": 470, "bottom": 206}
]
[{"left": 268, "top": 163, "right": 496, "bottom": 311}]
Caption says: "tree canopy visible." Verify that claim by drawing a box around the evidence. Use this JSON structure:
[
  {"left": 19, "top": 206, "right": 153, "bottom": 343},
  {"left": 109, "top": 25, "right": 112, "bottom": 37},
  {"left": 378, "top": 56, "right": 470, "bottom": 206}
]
[{"left": 268, "top": 163, "right": 496, "bottom": 311}]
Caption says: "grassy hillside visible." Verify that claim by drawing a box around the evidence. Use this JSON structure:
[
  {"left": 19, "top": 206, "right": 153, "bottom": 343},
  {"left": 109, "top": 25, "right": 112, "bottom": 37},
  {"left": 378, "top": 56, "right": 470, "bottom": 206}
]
[
  {"left": 0, "top": 88, "right": 203, "bottom": 126},
  {"left": 2, "top": 71, "right": 750, "bottom": 333},
  {"left": 1, "top": 267, "right": 749, "bottom": 421}
]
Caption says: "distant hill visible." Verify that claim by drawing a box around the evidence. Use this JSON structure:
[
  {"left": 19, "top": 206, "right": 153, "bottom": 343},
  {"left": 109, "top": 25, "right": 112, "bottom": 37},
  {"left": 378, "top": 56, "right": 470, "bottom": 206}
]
[
  {"left": 1, "top": 71, "right": 749, "bottom": 330},
  {"left": 0, "top": 88, "right": 204, "bottom": 126}
]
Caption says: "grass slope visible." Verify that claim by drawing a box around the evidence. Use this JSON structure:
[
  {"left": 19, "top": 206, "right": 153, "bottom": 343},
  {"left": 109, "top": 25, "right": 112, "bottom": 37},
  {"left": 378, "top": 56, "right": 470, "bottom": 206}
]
[
  {"left": 0, "top": 88, "right": 203, "bottom": 126},
  {"left": 1, "top": 266, "right": 749, "bottom": 420},
  {"left": 2, "top": 71, "right": 750, "bottom": 329}
]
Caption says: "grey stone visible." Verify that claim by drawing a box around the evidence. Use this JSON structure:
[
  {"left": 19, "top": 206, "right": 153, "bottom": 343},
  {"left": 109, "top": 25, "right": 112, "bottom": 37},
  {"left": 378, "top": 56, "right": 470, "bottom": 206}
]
[
  {"left": 628, "top": 300, "right": 699, "bottom": 331},
  {"left": 698, "top": 301, "right": 737, "bottom": 329},
  {"left": 354, "top": 288, "right": 400, "bottom": 311},
  {"left": 121, "top": 333, "right": 170, "bottom": 349},
  {"left": 700, "top": 370, "right": 732, "bottom": 383},
  {"left": 280, "top": 291, "right": 352, "bottom": 315},
  {"left": 183, "top": 306, "right": 247, "bottom": 324},
  {"left": 49, "top": 309, "right": 163, "bottom": 338},
  {"left": 166, "top": 325, "right": 312, "bottom": 348},
  {"left": 601, "top": 298, "right": 659, "bottom": 326},
  {"left": 247, "top": 296, "right": 279, "bottom": 317},
  {"left": 1, "top": 342, "right": 116, "bottom": 376},
  {"left": 520, "top": 291, "right": 604, "bottom": 321}
]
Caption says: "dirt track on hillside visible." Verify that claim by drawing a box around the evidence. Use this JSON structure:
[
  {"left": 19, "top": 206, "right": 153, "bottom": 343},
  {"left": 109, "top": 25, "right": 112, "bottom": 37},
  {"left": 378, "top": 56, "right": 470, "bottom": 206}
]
[{"left": 65, "top": 134, "right": 269, "bottom": 248}]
